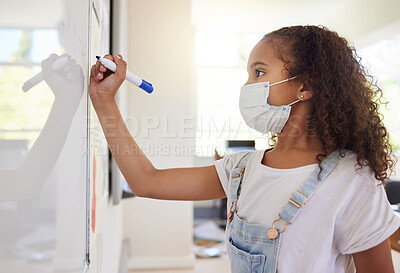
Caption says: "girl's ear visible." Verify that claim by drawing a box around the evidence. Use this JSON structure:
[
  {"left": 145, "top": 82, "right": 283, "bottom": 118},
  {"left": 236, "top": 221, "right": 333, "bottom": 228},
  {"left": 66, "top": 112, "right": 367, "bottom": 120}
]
[{"left": 298, "top": 83, "right": 313, "bottom": 101}]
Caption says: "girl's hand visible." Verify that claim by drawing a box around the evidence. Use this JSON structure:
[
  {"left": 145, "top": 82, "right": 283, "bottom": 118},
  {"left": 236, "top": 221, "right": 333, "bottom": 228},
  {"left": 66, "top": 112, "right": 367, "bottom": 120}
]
[{"left": 89, "top": 54, "right": 127, "bottom": 105}]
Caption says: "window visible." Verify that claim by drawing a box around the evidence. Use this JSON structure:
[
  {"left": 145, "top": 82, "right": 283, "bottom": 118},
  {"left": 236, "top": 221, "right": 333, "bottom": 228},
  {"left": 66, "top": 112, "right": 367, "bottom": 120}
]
[
  {"left": 195, "top": 32, "right": 269, "bottom": 156},
  {"left": 359, "top": 37, "right": 400, "bottom": 151},
  {"left": 0, "top": 29, "right": 62, "bottom": 144}
]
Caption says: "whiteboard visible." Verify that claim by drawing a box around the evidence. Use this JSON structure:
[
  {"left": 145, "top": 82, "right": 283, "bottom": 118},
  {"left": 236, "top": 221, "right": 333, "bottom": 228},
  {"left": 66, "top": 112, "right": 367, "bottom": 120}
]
[{"left": 0, "top": 0, "right": 109, "bottom": 272}]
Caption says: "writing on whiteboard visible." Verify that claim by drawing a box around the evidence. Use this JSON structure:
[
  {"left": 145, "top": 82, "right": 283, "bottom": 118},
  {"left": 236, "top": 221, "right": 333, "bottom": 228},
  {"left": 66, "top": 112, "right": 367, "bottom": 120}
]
[{"left": 59, "top": 13, "right": 87, "bottom": 57}]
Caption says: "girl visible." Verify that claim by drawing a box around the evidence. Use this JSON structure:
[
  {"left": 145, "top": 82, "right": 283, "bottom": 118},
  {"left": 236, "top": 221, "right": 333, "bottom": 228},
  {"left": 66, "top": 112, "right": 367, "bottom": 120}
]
[{"left": 89, "top": 25, "right": 400, "bottom": 273}]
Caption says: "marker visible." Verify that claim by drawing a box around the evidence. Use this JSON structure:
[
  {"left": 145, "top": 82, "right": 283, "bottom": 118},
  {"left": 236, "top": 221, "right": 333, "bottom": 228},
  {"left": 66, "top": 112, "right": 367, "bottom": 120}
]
[
  {"left": 22, "top": 55, "right": 71, "bottom": 92},
  {"left": 96, "top": 56, "right": 153, "bottom": 94}
]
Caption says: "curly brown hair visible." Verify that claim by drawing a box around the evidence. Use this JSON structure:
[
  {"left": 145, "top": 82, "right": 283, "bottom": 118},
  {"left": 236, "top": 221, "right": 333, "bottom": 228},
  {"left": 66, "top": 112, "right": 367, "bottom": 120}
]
[{"left": 263, "top": 25, "right": 395, "bottom": 183}]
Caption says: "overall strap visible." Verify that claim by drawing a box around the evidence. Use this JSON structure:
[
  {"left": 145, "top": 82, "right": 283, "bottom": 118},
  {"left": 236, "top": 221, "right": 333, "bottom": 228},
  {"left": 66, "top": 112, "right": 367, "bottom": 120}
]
[
  {"left": 227, "top": 151, "right": 254, "bottom": 223},
  {"left": 228, "top": 151, "right": 254, "bottom": 204},
  {"left": 280, "top": 150, "right": 344, "bottom": 224}
]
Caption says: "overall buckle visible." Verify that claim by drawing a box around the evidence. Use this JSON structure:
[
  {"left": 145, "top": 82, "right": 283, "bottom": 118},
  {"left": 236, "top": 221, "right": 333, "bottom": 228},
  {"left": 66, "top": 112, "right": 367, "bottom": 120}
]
[
  {"left": 228, "top": 200, "right": 238, "bottom": 223},
  {"left": 289, "top": 190, "right": 309, "bottom": 208},
  {"left": 232, "top": 166, "right": 245, "bottom": 178}
]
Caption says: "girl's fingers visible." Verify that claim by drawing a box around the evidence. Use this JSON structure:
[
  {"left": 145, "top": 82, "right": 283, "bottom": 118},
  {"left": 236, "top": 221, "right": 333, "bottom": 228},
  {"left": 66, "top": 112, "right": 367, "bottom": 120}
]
[
  {"left": 104, "top": 54, "right": 113, "bottom": 60},
  {"left": 96, "top": 72, "right": 103, "bottom": 80},
  {"left": 113, "top": 54, "right": 127, "bottom": 83},
  {"left": 91, "top": 64, "right": 102, "bottom": 82},
  {"left": 114, "top": 54, "right": 123, "bottom": 62},
  {"left": 93, "top": 54, "right": 122, "bottom": 82},
  {"left": 90, "top": 65, "right": 96, "bottom": 82},
  {"left": 95, "top": 54, "right": 113, "bottom": 79}
]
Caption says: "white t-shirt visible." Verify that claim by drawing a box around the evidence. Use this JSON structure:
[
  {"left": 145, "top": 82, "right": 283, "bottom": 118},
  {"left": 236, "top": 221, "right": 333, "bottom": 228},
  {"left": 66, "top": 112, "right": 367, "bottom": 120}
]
[{"left": 214, "top": 149, "right": 400, "bottom": 273}]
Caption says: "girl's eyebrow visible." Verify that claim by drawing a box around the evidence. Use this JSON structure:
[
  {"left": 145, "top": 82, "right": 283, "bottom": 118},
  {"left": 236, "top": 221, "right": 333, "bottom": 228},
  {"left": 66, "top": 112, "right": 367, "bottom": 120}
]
[{"left": 250, "top": 61, "right": 269, "bottom": 68}]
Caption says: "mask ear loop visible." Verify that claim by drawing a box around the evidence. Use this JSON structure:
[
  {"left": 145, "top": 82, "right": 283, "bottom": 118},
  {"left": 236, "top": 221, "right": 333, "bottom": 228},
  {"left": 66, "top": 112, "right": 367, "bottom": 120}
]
[
  {"left": 259, "top": 76, "right": 300, "bottom": 137},
  {"left": 270, "top": 75, "right": 299, "bottom": 86},
  {"left": 282, "top": 75, "right": 301, "bottom": 106},
  {"left": 288, "top": 99, "right": 300, "bottom": 106}
]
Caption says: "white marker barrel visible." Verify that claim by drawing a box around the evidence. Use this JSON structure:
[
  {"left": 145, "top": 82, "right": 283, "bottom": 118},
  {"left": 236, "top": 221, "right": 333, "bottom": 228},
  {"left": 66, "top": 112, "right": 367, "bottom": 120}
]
[{"left": 126, "top": 72, "right": 142, "bottom": 86}]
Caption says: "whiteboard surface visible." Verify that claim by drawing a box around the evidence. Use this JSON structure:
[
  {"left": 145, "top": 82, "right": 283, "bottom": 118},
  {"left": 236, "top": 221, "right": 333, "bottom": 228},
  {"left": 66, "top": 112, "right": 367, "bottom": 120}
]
[{"left": 0, "top": 0, "right": 97, "bottom": 272}]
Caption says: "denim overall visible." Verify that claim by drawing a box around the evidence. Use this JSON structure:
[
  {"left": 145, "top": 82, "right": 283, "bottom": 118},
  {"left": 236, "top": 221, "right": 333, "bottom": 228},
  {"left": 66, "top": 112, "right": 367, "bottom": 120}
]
[{"left": 226, "top": 150, "right": 343, "bottom": 273}]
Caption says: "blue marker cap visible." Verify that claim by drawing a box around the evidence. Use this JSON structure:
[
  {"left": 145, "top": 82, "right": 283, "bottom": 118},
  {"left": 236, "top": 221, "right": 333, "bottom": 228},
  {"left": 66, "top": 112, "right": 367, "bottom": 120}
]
[{"left": 139, "top": 79, "right": 154, "bottom": 94}]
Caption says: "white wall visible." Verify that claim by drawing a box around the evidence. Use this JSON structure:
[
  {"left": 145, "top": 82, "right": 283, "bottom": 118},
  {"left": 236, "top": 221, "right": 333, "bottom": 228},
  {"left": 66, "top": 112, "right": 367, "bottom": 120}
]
[
  {"left": 98, "top": 203, "right": 123, "bottom": 273},
  {"left": 123, "top": 0, "right": 196, "bottom": 269}
]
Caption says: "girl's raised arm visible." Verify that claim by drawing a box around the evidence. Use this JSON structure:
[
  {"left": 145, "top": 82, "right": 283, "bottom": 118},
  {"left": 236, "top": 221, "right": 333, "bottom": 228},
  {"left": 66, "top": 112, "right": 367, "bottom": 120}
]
[{"left": 89, "top": 55, "right": 225, "bottom": 201}]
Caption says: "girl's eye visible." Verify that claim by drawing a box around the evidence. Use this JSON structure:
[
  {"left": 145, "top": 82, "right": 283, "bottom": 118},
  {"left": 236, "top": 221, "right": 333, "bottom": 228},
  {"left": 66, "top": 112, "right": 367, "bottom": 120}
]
[{"left": 256, "top": 70, "right": 265, "bottom": 77}]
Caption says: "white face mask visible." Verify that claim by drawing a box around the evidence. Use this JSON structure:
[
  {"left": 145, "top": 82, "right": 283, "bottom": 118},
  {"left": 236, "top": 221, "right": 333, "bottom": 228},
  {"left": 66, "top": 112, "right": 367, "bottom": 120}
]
[{"left": 239, "top": 76, "right": 299, "bottom": 133}]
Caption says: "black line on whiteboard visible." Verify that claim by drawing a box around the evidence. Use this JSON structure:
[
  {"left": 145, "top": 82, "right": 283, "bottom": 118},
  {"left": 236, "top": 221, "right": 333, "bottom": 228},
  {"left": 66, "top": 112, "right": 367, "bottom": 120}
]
[{"left": 92, "top": 1, "right": 100, "bottom": 25}]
